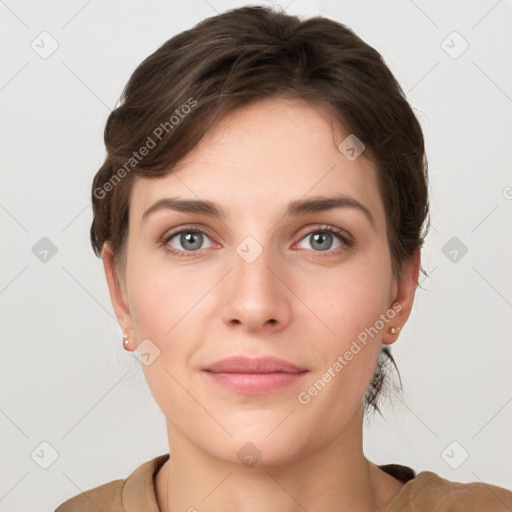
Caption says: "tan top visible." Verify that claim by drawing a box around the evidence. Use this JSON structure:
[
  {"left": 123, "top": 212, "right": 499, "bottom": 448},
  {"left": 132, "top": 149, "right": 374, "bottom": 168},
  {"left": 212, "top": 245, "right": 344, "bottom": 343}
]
[{"left": 55, "top": 453, "right": 512, "bottom": 511}]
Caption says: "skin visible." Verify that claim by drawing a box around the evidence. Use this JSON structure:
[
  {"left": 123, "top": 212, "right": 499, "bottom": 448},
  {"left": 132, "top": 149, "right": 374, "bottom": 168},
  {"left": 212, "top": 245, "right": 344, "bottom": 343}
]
[{"left": 103, "top": 97, "right": 420, "bottom": 512}]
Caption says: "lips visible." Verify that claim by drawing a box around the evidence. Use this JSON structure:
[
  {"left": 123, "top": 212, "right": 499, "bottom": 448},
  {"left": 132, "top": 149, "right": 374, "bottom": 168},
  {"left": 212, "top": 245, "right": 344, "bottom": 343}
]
[
  {"left": 203, "top": 356, "right": 307, "bottom": 374},
  {"left": 202, "top": 356, "right": 308, "bottom": 394}
]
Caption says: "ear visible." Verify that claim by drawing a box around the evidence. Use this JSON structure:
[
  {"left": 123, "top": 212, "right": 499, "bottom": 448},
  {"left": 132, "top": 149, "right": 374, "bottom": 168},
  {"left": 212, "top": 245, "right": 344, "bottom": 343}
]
[
  {"left": 381, "top": 247, "right": 421, "bottom": 345},
  {"left": 102, "top": 243, "right": 134, "bottom": 340}
]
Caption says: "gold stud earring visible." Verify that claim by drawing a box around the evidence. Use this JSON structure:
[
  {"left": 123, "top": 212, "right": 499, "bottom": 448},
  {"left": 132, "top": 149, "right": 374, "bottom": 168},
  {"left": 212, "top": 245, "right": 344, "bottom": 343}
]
[{"left": 389, "top": 326, "right": 401, "bottom": 335}]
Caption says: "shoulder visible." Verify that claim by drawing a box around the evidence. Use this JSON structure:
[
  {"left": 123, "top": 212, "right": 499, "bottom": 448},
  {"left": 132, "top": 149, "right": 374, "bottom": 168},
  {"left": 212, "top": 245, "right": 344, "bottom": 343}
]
[
  {"left": 390, "top": 471, "right": 512, "bottom": 511},
  {"left": 54, "top": 478, "right": 125, "bottom": 511}
]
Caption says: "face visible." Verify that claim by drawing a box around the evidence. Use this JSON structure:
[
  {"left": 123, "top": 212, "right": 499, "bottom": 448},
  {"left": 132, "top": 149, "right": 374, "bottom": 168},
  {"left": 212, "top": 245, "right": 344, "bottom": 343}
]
[{"left": 104, "top": 98, "right": 418, "bottom": 467}]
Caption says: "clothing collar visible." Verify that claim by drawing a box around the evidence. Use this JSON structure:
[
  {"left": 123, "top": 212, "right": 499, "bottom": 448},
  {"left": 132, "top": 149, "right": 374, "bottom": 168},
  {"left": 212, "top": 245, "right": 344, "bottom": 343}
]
[
  {"left": 120, "top": 453, "right": 417, "bottom": 510},
  {"left": 122, "top": 453, "right": 170, "bottom": 511}
]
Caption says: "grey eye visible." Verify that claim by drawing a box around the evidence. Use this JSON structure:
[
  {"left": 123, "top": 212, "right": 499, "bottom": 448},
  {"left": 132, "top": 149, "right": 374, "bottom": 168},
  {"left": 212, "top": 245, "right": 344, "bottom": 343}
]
[{"left": 298, "top": 231, "right": 343, "bottom": 252}]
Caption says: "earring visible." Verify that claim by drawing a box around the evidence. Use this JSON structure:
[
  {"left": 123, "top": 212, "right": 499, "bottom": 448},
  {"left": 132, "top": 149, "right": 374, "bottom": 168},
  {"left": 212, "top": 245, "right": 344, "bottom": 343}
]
[
  {"left": 389, "top": 326, "right": 401, "bottom": 335},
  {"left": 122, "top": 334, "right": 132, "bottom": 351}
]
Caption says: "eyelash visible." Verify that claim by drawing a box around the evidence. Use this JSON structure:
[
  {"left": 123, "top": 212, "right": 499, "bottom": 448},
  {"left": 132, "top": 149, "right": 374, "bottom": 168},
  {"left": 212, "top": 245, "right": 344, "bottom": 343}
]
[{"left": 159, "top": 224, "right": 354, "bottom": 258}]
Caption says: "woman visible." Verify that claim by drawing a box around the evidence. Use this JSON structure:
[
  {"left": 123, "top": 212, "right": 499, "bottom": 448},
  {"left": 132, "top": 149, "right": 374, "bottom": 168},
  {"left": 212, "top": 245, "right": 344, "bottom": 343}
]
[{"left": 55, "top": 5, "right": 512, "bottom": 511}]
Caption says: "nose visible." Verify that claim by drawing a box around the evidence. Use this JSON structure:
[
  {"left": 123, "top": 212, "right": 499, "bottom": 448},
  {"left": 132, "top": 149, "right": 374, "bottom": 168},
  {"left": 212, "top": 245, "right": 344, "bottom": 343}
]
[{"left": 220, "top": 238, "right": 292, "bottom": 334}]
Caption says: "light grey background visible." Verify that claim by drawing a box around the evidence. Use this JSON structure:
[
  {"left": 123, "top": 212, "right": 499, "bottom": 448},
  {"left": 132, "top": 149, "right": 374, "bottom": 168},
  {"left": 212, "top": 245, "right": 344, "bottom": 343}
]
[{"left": 1, "top": 0, "right": 511, "bottom": 510}]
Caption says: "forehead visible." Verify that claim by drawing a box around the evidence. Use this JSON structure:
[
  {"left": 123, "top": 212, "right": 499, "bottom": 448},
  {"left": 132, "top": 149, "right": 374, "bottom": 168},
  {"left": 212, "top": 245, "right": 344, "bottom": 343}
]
[{"left": 129, "top": 98, "right": 386, "bottom": 231}]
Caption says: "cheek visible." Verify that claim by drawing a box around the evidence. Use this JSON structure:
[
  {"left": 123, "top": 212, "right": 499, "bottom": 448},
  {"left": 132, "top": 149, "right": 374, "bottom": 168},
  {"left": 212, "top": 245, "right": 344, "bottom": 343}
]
[
  {"left": 127, "top": 265, "right": 204, "bottom": 423},
  {"left": 126, "top": 250, "right": 199, "bottom": 340},
  {"left": 294, "top": 273, "right": 390, "bottom": 439},
  {"left": 303, "top": 259, "right": 393, "bottom": 347},
  {"left": 129, "top": 286, "right": 172, "bottom": 338},
  {"left": 295, "top": 256, "right": 392, "bottom": 401},
  {"left": 125, "top": 254, "right": 211, "bottom": 374}
]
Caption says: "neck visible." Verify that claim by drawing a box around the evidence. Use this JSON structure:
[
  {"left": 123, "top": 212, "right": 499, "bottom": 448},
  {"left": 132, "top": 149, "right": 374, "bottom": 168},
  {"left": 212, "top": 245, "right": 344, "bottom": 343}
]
[{"left": 156, "top": 407, "right": 403, "bottom": 512}]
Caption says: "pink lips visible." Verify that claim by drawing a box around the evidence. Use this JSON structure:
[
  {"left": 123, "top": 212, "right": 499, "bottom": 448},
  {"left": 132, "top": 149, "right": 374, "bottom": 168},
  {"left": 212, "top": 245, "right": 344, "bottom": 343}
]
[{"left": 203, "top": 356, "right": 308, "bottom": 394}]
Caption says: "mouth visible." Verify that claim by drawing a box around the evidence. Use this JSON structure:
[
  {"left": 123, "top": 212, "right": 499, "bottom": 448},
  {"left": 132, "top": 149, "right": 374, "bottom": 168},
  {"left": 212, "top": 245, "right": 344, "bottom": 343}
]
[{"left": 202, "top": 356, "right": 309, "bottom": 394}]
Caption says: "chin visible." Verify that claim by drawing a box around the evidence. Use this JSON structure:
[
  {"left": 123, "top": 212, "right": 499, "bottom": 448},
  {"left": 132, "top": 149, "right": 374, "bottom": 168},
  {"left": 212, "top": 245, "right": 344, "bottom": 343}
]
[{"left": 197, "top": 427, "right": 312, "bottom": 469}]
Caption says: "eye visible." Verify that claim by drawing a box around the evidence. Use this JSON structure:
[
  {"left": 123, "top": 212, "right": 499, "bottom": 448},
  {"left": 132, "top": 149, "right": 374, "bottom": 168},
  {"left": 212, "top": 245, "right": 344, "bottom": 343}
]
[
  {"left": 161, "top": 226, "right": 216, "bottom": 256},
  {"left": 160, "top": 224, "right": 353, "bottom": 258},
  {"left": 295, "top": 225, "right": 353, "bottom": 255}
]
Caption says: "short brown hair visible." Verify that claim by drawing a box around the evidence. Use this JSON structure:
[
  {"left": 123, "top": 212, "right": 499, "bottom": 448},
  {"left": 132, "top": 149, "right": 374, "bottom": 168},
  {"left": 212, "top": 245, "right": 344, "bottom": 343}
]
[{"left": 90, "top": 5, "right": 429, "bottom": 415}]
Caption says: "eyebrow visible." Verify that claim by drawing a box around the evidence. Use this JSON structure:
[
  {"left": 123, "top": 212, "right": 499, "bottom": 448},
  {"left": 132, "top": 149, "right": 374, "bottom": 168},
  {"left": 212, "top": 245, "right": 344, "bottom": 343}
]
[{"left": 142, "top": 194, "right": 375, "bottom": 228}]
